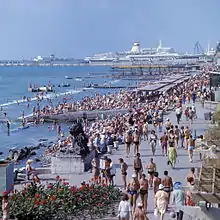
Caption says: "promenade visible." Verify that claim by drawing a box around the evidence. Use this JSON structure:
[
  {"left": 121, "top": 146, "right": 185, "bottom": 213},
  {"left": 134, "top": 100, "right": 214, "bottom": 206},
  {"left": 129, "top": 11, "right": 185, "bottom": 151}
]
[{"left": 14, "top": 100, "right": 210, "bottom": 219}]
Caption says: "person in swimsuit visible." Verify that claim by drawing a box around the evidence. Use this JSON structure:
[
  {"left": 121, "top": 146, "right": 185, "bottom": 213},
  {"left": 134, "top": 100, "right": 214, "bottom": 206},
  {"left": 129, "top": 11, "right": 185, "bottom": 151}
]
[
  {"left": 161, "top": 170, "right": 173, "bottom": 203},
  {"left": 127, "top": 173, "right": 140, "bottom": 212},
  {"left": 119, "top": 158, "right": 128, "bottom": 190},
  {"left": 139, "top": 174, "right": 149, "bottom": 212},
  {"left": 160, "top": 132, "right": 168, "bottom": 156},
  {"left": 133, "top": 129, "right": 141, "bottom": 155},
  {"left": 174, "top": 125, "right": 180, "bottom": 148},
  {"left": 184, "top": 126, "right": 191, "bottom": 149},
  {"left": 91, "top": 155, "right": 100, "bottom": 184},
  {"left": 149, "top": 130, "right": 157, "bottom": 156},
  {"left": 133, "top": 202, "right": 149, "bottom": 220},
  {"left": 180, "top": 126, "right": 185, "bottom": 148},
  {"left": 165, "top": 118, "right": 171, "bottom": 131},
  {"left": 143, "top": 121, "right": 148, "bottom": 141},
  {"left": 153, "top": 172, "right": 161, "bottom": 195},
  {"left": 146, "top": 158, "right": 156, "bottom": 187},
  {"left": 26, "top": 159, "right": 40, "bottom": 181},
  {"left": 134, "top": 153, "right": 143, "bottom": 180},
  {"left": 168, "top": 130, "right": 175, "bottom": 148},
  {"left": 188, "top": 135, "right": 195, "bottom": 163},
  {"left": 186, "top": 167, "right": 196, "bottom": 185},
  {"left": 124, "top": 130, "right": 133, "bottom": 158}
]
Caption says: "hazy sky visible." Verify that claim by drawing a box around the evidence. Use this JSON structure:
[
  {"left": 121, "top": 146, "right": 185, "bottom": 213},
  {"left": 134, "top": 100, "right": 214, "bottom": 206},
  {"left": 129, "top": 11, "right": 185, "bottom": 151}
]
[{"left": 0, "top": 0, "right": 220, "bottom": 59}]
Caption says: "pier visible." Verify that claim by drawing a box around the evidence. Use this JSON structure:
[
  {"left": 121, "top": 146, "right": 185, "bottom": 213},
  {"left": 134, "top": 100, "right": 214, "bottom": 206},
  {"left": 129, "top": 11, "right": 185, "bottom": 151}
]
[
  {"left": 86, "top": 84, "right": 137, "bottom": 89},
  {"left": 111, "top": 63, "right": 201, "bottom": 77}
]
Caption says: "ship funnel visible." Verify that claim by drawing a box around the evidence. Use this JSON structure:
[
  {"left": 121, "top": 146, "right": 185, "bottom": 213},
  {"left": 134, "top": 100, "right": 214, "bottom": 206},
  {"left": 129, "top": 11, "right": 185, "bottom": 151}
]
[{"left": 131, "top": 42, "right": 140, "bottom": 54}]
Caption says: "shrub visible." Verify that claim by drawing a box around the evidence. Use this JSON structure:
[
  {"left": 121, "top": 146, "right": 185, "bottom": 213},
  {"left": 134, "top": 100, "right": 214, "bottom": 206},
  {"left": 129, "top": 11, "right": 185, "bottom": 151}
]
[{"left": 0, "top": 176, "right": 120, "bottom": 220}]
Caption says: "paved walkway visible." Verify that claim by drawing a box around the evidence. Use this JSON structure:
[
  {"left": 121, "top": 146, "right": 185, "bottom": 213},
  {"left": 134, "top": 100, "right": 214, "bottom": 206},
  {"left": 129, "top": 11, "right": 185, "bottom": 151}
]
[{"left": 15, "top": 102, "right": 210, "bottom": 219}]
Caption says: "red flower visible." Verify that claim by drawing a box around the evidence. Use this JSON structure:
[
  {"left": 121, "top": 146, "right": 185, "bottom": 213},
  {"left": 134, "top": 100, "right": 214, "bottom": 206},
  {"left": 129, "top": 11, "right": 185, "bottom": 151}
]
[
  {"left": 47, "top": 184, "right": 53, "bottom": 189},
  {"left": 35, "top": 194, "right": 39, "bottom": 199},
  {"left": 63, "top": 181, "right": 69, "bottom": 186},
  {"left": 93, "top": 194, "right": 97, "bottom": 198},
  {"left": 59, "top": 178, "right": 62, "bottom": 182},
  {"left": 10, "top": 190, "right": 14, "bottom": 194},
  {"left": 78, "top": 197, "right": 82, "bottom": 202},
  {"left": 35, "top": 200, "right": 40, "bottom": 206},
  {"left": 80, "top": 185, "right": 85, "bottom": 191},
  {"left": 35, "top": 178, "right": 40, "bottom": 183},
  {"left": 52, "top": 195, "right": 56, "bottom": 201},
  {"left": 70, "top": 186, "right": 76, "bottom": 192},
  {"left": 56, "top": 175, "right": 60, "bottom": 180},
  {"left": 11, "top": 195, "right": 15, "bottom": 199},
  {"left": 2, "top": 191, "right": 8, "bottom": 196},
  {"left": 42, "top": 200, "right": 47, "bottom": 205},
  {"left": 98, "top": 203, "right": 102, "bottom": 207}
]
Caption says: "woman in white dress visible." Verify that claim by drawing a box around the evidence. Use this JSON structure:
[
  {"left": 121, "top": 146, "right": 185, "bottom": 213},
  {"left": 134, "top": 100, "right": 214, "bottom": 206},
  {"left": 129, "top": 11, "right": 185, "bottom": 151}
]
[{"left": 118, "top": 194, "right": 132, "bottom": 220}]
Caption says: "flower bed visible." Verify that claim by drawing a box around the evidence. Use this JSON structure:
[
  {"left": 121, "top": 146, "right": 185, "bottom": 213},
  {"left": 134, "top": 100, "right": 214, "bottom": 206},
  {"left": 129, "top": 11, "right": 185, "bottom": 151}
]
[{"left": 0, "top": 177, "right": 120, "bottom": 220}]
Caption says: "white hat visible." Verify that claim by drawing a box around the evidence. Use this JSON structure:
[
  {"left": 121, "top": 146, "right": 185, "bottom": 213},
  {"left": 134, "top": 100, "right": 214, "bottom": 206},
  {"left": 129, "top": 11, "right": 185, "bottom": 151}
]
[
  {"left": 132, "top": 173, "right": 137, "bottom": 178},
  {"left": 26, "top": 159, "right": 33, "bottom": 164},
  {"left": 137, "top": 202, "right": 143, "bottom": 207},
  {"left": 159, "top": 184, "right": 164, "bottom": 190}
]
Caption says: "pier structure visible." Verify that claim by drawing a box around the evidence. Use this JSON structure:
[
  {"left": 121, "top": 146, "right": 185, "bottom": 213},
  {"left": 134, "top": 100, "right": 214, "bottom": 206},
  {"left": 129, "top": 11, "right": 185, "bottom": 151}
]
[{"left": 111, "top": 63, "right": 201, "bottom": 77}]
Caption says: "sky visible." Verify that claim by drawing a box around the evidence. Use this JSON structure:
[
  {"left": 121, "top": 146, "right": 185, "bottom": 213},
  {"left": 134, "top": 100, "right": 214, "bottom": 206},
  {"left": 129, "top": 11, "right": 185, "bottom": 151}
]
[{"left": 0, "top": 0, "right": 220, "bottom": 59}]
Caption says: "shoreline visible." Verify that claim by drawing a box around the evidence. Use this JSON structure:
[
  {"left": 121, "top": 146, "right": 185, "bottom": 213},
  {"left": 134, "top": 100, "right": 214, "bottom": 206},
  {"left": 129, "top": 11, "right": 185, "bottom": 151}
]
[{"left": 4, "top": 72, "right": 193, "bottom": 167}]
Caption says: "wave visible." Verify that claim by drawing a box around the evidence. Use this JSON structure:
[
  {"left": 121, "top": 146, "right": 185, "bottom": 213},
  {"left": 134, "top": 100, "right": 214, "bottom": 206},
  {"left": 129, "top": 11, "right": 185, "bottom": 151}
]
[
  {"left": 82, "top": 87, "right": 94, "bottom": 90},
  {"left": 75, "top": 78, "right": 83, "bottom": 81},
  {"left": 111, "top": 79, "right": 120, "bottom": 84},
  {"left": 0, "top": 89, "right": 82, "bottom": 108}
]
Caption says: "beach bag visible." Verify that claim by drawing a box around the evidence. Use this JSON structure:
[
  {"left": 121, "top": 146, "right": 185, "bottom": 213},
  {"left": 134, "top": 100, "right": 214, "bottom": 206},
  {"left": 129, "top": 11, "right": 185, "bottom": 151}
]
[{"left": 154, "top": 207, "right": 159, "bottom": 216}]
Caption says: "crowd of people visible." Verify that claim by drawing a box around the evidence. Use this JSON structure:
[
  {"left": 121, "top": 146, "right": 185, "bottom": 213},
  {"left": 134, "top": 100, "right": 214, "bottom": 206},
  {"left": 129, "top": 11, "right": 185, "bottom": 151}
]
[
  {"left": 29, "top": 72, "right": 210, "bottom": 219},
  {"left": 87, "top": 73, "right": 210, "bottom": 220}
]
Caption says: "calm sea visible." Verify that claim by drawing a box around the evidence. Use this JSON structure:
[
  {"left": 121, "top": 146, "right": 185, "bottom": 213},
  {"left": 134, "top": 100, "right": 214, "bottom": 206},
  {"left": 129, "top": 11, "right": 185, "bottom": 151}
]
[{"left": 0, "top": 66, "right": 135, "bottom": 166}]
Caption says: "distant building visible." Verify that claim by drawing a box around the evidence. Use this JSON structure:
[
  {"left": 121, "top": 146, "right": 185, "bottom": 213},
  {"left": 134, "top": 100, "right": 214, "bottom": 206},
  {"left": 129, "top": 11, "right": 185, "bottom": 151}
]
[{"left": 215, "top": 42, "right": 220, "bottom": 67}]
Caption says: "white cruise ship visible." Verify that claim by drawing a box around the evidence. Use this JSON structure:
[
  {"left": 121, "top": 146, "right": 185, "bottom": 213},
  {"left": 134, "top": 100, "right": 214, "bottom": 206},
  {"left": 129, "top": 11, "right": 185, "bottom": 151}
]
[{"left": 84, "top": 41, "right": 184, "bottom": 65}]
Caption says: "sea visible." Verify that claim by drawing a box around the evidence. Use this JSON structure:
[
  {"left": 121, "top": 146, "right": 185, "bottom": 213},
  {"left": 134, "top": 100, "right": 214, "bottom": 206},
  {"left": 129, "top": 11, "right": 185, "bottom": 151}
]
[{"left": 0, "top": 66, "right": 138, "bottom": 167}]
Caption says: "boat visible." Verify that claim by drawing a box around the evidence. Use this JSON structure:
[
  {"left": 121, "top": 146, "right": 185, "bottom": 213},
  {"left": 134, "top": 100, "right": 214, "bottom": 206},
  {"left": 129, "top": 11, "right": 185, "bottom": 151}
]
[
  {"left": 65, "top": 76, "right": 73, "bottom": 79},
  {"left": 28, "top": 86, "right": 53, "bottom": 92},
  {"left": 84, "top": 40, "right": 205, "bottom": 65},
  {"left": 61, "top": 82, "right": 70, "bottom": 87}
]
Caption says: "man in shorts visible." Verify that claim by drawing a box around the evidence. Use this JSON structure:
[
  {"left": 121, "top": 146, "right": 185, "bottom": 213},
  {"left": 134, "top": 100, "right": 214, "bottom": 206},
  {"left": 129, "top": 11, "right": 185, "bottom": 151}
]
[
  {"left": 146, "top": 158, "right": 156, "bottom": 187},
  {"left": 162, "top": 170, "right": 173, "bottom": 203}
]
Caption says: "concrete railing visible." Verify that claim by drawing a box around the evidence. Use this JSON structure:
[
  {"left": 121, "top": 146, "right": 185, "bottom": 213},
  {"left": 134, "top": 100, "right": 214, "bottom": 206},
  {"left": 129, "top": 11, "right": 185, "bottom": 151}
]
[
  {"left": 204, "top": 101, "right": 218, "bottom": 111},
  {"left": 51, "top": 150, "right": 96, "bottom": 174}
]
